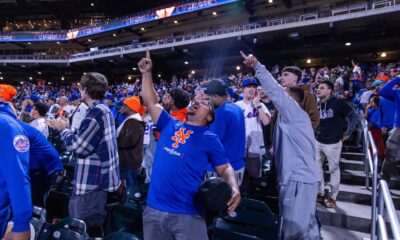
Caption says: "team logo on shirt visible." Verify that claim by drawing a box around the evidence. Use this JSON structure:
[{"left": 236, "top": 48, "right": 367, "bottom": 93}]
[
  {"left": 171, "top": 128, "right": 193, "bottom": 148},
  {"left": 13, "top": 135, "right": 30, "bottom": 153}
]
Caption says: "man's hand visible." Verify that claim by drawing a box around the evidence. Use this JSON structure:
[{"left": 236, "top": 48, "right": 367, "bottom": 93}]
[
  {"left": 227, "top": 188, "right": 241, "bottom": 214},
  {"left": 46, "top": 116, "right": 69, "bottom": 131},
  {"left": 342, "top": 135, "right": 350, "bottom": 142},
  {"left": 240, "top": 51, "right": 258, "bottom": 68},
  {"left": 138, "top": 49, "right": 153, "bottom": 73},
  {"left": 4, "top": 231, "right": 30, "bottom": 240}
]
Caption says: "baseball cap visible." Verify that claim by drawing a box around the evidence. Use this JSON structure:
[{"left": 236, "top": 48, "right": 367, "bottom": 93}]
[
  {"left": 372, "top": 80, "right": 384, "bottom": 87},
  {"left": 204, "top": 79, "right": 228, "bottom": 97},
  {"left": 195, "top": 177, "right": 232, "bottom": 217},
  {"left": 68, "top": 94, "right": 80, "bottom": 102},
  {"left": 105, "top": 93, "right": 114, "bottom": 100},
  {"left": 30, "top": 93, "right": 40, "bottom": 102},
  {"left": 0, "top": 84, "right": 17, "bottom": 102},
  {"left": 123, "top": 96, "right": 141, "bottom": 113},
  {"left": 242, "top": 77, "right": 259, "bottom": 88}
]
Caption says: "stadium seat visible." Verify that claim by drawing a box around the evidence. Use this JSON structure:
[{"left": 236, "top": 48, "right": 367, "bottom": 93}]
[
  {"left": 103, "top": 231, "right": 140, "bottom": 240},
  {"left": 37, "top": 217, "right": 89, "bottom": 240},
  {"left": 210, "top": 199, "right": 282, "bottom": 240},
  {"left": 31, "top": 206, "right": 47, "bottom": 239}
]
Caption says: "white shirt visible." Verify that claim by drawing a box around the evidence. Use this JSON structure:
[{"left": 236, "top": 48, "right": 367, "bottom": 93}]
[
  {"left": 235, "top": 100, "right": 271, "bottom": 155},
  {"left": 143, "top": 114, "right": 154, "bottom": 146},
  {"left": 70, "top": 103, "right": 89, "bottom": 131},
  {"left": 30, "top": 117, "right": 49, "bottom": 138}
]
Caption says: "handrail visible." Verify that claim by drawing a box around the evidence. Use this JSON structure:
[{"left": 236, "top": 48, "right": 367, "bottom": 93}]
[
  {"left": 363, "top": 120, "right": 371, "bottom": 189},
  {"left": 376, "top": 180, "right": 400, "bottom": 240},
  {"left": 368, "top": 131, "right": 379, "bottom": 240}
]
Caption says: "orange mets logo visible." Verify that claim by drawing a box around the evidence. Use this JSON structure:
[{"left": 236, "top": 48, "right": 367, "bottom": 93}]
[{"left": 171, "top": 128, "right": 193, "bottom": 148}]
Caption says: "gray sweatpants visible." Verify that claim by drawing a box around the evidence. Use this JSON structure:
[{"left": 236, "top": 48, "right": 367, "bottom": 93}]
[
  {"left": 279, "top": 181, "right": 320, "bottom": 240},
  {"left": 143, "top": 207, "right": 208, "bottom": 240}
]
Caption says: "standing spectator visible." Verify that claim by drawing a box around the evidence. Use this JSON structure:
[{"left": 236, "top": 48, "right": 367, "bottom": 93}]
[
  {"left": 315, "top": 80, "right": 357, "bottom": 208},
  {"left": 240, "top": 52, "right": 320, "bottom": 239},
  {"left": 48, "top": 73, "right": 120, "bottom": 237},
  {"left": 139, "top": 50, "right": 240, "bottom": 240},
  {"left": 117, "top": 96, "right": 145, "bottom": 189},
  {"left": 379, "top": 77, "right": 400, "bottom": 184},
  {"left": 235, "top": 77, "right": 271, "bottom": 179},
  {"left": 30, "top": 102, "right": 49, "bottom": 138},
  {"left": 0, "top": 84, "right": 32, "bottom": 240},
  {"left": 204, "top": 79, "right": 246, "bottom": 186}
]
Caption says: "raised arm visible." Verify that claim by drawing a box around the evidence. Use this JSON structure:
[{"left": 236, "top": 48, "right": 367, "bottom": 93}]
[
  {"left": 139, "top": 50, "right": 163, "bottom": 124},
  {"left": 379, "top": 77, "right": 400, "bottom": 101}
]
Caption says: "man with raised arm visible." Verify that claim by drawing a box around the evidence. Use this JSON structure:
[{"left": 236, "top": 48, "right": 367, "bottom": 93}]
[
  {"left": 240, "top": 51, "right": 320, "bottom": 240},
  {"left": 139, "top": 50, "right": 240, "bottom": 240}
]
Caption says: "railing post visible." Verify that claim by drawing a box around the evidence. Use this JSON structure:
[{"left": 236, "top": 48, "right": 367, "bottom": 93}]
[{"left": 369, "top": 131, "right": 378, "bottom": 240}]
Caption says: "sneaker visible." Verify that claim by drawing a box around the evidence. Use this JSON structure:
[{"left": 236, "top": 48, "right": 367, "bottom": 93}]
[
  {"left": 323, "top": 198, "right": 336, "bottom": 208},
  {"left": 316, "top": 194, "right": 324, "bottom": 203}
]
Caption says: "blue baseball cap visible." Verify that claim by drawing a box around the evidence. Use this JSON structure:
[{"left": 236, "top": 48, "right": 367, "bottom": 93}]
[
  {"left": 242, "top": 77, "right": 259, "bottom": 88},
  {"left": 372, "top": 80, "right": 384, "bottom": 87},
  {"left": 30, "top": 93, "right": 40, "bottom": 102},
  {"left": 105, "top": 93, "right": 114, "bottom": 100},
  {"left": 68, "top": 94, "right": 80, "bottom": 102}
]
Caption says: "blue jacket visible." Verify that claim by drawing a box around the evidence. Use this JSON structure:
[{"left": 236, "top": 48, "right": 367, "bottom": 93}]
[
  {"left": 0, "top": 103, "right": 32, "bottom": 236},
  {"left": 379, "top": 78, "right": 400, "bottom": 128},
  {"left": 377, "top": 97, "right": 396, "bottom": 129},
  {"left": 21, "top": 122, "right": 63, "bottom": 175}
]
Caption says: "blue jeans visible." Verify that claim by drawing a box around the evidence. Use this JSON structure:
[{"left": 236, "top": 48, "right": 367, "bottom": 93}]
[{"left": 120, "top": 170, "right": 139, "bottom": 189}]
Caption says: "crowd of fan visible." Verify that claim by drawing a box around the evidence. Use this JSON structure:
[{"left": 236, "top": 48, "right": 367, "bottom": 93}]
[{"left": 1, "top": 56, "right": 399, "bottom": 239}]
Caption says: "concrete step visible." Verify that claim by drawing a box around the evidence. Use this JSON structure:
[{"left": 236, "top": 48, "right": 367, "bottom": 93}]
[
  {"left": 320, "top": 225, "right": 371, "bottom": 240},
  {"left": 317, "top": 200, "right": 372, "bottom": 233},
  {"left": 341, "top": 152, "right": 366, "bottom": 161},
  {"left": 341, "top": 170, "right": 400, "bottom": 190},
  {"left": 337, "top": 184, "right": 400, "bottom": 209},
  {"left": 342, "top": 145, "right": 364, "bottom": 153},
  {"left": 340, "top": 158, "right": 365, "bottom": 171}
]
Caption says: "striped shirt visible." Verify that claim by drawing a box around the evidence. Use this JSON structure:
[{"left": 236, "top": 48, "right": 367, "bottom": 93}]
[{"left": 61, "top": 102, "right": 120, "bottom": 195}]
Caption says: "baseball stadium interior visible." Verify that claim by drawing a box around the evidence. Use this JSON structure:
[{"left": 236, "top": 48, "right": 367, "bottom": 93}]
[{"left": 0, "top": 0, "right": 400, "bottom": 239}]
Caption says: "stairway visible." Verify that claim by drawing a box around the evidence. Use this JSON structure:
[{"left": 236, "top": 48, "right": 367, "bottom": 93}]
[{"left": 317, "top": 144, "right": 400, "bottom": 240}]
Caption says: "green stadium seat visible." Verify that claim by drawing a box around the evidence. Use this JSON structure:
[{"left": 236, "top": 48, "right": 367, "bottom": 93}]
[{"left": 37, "top": 217, "right": 89, "bottom": 240}]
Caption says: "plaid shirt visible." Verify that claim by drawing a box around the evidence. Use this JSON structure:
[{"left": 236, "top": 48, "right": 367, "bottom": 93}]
[{"left": 61, "top": 102, "right": 120, "bottom": 195}]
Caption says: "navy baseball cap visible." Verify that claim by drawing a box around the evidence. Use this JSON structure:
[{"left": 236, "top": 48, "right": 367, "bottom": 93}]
[
  {"left": 105, "top": 93, "right": 114, "bottom": 100},
  {"left": 204, "top": 79, "right": 228, "bottom": 96},
  {"left": 242, "top": 77, "right": 259, "bottom": 88}
]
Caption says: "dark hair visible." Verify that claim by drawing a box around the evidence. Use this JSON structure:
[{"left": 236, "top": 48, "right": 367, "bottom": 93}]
[
  {"left": 170, "top": 89, "right": 190, "bottom": 110},
  {"left": 282, "top": 66, "right": 302, "bottom": 82},
  {"left": 80, "top": 72, "right": 108, "bottom": 100},
  {"left": 319, "top": 80, "right": 334, "bottom": 91},
  {"left": 288, "top": 86, "right": 305, "bottom": 104},
  {"left": 33, "top": 102, "right": 48, "bottom": 117},
  {"left": 206, "top": 103, "right": 215, "bottom": 126},
  {"left": 19, "top": 112, "right": 33, "bottom": 123},
  {"left": 370, "top": 96, "right": 380, "bottom": 107}
]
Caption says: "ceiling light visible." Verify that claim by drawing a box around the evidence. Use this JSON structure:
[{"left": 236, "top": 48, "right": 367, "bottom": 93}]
[
  {"left": 268, "top": 0, "right": 273, "bottom": 3},
  {"left": 113, "top": 33, "right": 117, "bottom": 37},
  {"left": 184, "top": 61, "right": 189, "bottom": 65},
  {"left": 174, "top": 20, "right": 178, "bottom": 24},
  {"left": 128, "top": 76, "right": 132, "bottom": 80},
  {"left": 191, "top": 70, "right": 195, "bottom": 74},
  {"left": 90, "top": 2, "right": 94, "bottom": 6},
  {"left": 20, "top": 81, "right": 24, "bottom": 85},
  {"left": 306, "top": 59, "right": 311, "bottom": 64},
  {"left": 61, "top": 76, "right": 65, "bottom": 80},
  {"left": 132, "top": 67, "right": 137, "bottom": 70},
  {"left": 56, "top": 41, "right": 60, "bottom": 44},
  {"left": 0, "top": 77, "right": 3, "bottom": 80},
  {"left": 345, "top": 42, "right": 351, "bottom": 46},
  {"left": 212, "top": 12, "right": 217, "bottom": 16},
  {"left": 29, "top": 76, "right": 33, "bottom": 80},
  {"left": 38, "top": 71, "right": 42, "bottom": 75},
  {"left": 158, "top": 74, "right": 162, "bottom": 78},
  {"left": 236, "top": 66, "right": 241, "bottom": 71},
  {"left": 141, "top": 27, "right": 145, "bottom": 31},
  {"left": 27, "top": 42, "right": 31, "bottom": 45},
  {"left": 381, "top": 52, "right": 387, "bottom": 58},
  {"left": 88, "top": 39, "right": 92, "bottom": 42}
]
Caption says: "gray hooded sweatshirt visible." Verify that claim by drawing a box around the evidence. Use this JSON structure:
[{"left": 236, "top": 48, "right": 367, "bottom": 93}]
[{"left": 254, "top": 62, "right": 320, "bottom": 186}]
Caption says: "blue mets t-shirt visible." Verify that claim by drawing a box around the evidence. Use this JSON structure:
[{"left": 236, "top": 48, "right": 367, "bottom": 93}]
[{"left": 147, "top": 110, "right": 228, "bottom": 215}]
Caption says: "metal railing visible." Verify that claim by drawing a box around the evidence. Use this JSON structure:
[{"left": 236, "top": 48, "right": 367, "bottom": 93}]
[
  {"left": 376, "top": 180, "right": 400, "bottom": 240},
  {"left": 367, "top": 131, "right": 379, "bottom": 239},
  {"left": 0, "top": 0, "right": 399, "bottom": 64}
]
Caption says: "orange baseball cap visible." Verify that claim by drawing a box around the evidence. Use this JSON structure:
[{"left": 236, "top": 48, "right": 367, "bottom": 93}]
[
  {"left": 0, "top": 84, "right": 17, "bottom": 102},
  {"left": 123, "top": 96, "right": 141, "bottom": 113}
]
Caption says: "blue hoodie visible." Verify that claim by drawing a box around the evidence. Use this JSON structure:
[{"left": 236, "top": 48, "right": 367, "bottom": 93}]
[
  {"left": 377, "top": 97, "right": 396, "bottom": 129},
  {"left": 0, "top": 103, "right": 32, "bottom": 237},
  {"left": 379, "top": 78, "right": 400, "bottom": 128}
]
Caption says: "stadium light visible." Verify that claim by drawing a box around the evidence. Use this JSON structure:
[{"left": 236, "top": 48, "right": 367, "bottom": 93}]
[
  {"left": 56, "top": 42, "right": 60, "bottom": 45},
  {"left": 132, "top": 67, "right": 137, "bottom": 71},
  {"left": 128, "top": 76, "right": 132, "bottom": 80},
  {"left": 191, "top": 70, "right": 195, "bottom": 74},
  {"left": 88, "top": 39, "right": 92, "bottom": 42},
  {"left": 236, "top": 66, "right": 241, "bottom": 71},
  {"left": 29, "top": 76, "right": 33, "bottom": 80},
  {"left": 174, "top": 20, "right": 178, "bottom": 24},
  {"left": 212, "top": 12, "right": 217, "bottom": 16},
  {"left": 0, "top": 77, "right": 4, "bottom": 80},
  {"left": 380, "top": 52, "right": 387, "bottom": 58},
  {"left": 345, "top": 42, "right": 351, "bottom": 46},
  {"left": 141, "top": 27, "right": 145, "bottom": 31},
  {"left": 38, "top": 72, "right": 42, "bottom": 75},
  {"left": 61, "top": 76, "right": 65, "bottom": 81},
  {"left": 184, "top": 61, "right": 189, "bottom": 65},
  {"left": 113, "top": 33, "right": 117, "bottom": 37},
  {"left": 27, "top": 42, "right": 31, "bottom": 45},
  {"left": 306, "top": 59, "right": 311, "bottom": 64},
  {"left": 158, "top": 74, "right": 162, "bottom": 78},
  {"left": 90, "top": 2, "right": 94, "bottom": 6},
  {"left": 268, "top": 0, "right": 273, "bottom": 3}
]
